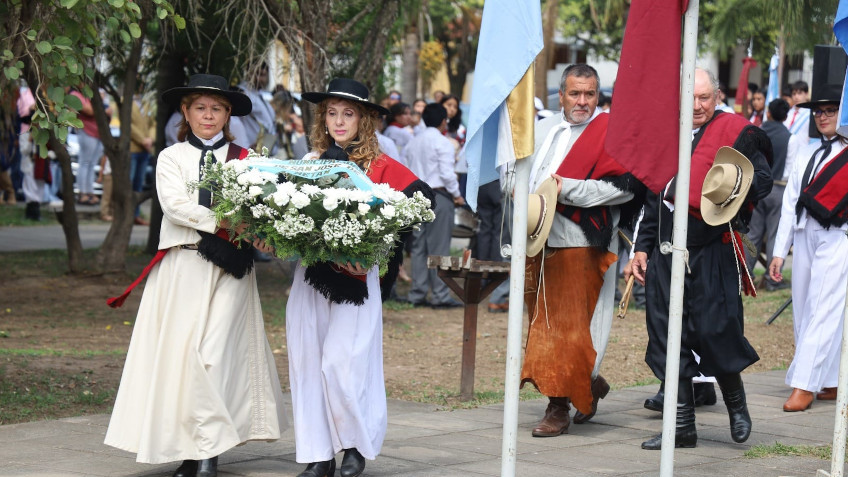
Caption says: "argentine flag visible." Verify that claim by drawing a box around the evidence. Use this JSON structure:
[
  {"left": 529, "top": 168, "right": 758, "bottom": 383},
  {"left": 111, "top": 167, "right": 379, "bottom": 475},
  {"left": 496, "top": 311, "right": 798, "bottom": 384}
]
[
  {"left": 464, "top": 0, "right": 543, "bottom": 210},
  {"left": 834, "top": 0, "right": 848, "bottom": 137}
]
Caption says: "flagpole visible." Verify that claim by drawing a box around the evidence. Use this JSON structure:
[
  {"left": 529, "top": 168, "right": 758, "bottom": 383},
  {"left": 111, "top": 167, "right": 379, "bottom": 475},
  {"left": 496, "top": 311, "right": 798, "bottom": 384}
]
[
  {"left": 500, "top": 157, "right": 530, "bottom": 477},
  {"left": 820, "top": 236, "right": 848, "bottom": 477},
  {"left": 660, "top": 1, "right": 699, "bottom": 475}
]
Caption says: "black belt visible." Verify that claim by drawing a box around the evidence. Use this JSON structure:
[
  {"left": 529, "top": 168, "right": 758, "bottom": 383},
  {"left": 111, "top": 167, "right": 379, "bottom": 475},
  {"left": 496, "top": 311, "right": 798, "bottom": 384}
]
[{"left": 179, "top": 244, "right": 199, "bottom": 250}]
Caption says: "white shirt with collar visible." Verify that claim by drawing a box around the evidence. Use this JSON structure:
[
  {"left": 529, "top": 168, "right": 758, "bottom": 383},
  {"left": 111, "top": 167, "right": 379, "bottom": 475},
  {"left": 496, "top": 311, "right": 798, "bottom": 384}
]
[
  {"left": 772, "top": 137, "right": 848, "bottom": 259},
  {"left": 784, "top": 106, "right": 811, "bottom": 146},
  {"left": 404, "top": 126, "right": 460, "bottom": 198}
]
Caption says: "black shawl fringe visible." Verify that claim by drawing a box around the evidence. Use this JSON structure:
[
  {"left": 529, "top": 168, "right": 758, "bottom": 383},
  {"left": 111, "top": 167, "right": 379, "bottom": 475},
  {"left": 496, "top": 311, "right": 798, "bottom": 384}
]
[
  {"left": 196, "top": 231, "right": 254, "bottom": 279},
  {"left": 305, "top": 262, "right": 368, "bottom": 306}
]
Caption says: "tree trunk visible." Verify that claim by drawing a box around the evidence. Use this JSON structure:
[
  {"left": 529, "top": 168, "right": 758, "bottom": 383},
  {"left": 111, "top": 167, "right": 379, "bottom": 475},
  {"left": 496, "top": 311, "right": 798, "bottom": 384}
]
[
  {"left": 95, "top": 22, "right": 146, "bottom": 273},
  {"left": 401, "top": 23, "right": 419, "bottom": 102},
  {"left": 535, "top": 0, "right": 558, "bottom": 101},
  {"left": 354, "top": 0, "right": 401, "bottom": 91}
]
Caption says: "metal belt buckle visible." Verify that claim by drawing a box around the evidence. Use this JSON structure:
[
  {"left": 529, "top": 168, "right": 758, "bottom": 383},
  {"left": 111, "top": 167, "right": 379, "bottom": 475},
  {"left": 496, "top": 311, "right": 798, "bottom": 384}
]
[{"left": 659, "top": 241, "right": 673, "bottom": 255}]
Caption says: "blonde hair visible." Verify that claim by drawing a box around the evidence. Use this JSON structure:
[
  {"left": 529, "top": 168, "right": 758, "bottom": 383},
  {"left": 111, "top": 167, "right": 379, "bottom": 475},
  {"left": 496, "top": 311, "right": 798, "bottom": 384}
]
[
  {"left": 309, "top": 98, "right": 381, "bottom": 170},
  {"left": 177, "top": 92, "right": 234, "bottom": 142}
]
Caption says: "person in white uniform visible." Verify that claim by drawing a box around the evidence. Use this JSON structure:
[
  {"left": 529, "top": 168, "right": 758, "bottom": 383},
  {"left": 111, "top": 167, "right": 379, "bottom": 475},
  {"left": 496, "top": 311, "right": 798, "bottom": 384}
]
[
  {"left": 289, "top": 78, "right": 431, "bottom": 477},
  {"left": 769, "top": 83, "right": 848, "bottom": 412},
  {"left": 103, "top": 74, "right": 287, "bottom": 477}
]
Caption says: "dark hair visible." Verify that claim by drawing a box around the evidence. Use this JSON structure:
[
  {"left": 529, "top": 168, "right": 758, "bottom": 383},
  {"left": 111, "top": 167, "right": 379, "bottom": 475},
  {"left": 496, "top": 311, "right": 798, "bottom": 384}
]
[
  {"left": 767, "top": 98, "right": 790, "bottom": 122},
  {"left": 387, "top": 102, "right": 410, "bottom": 124},
  {"left": 791, "top": 81, "right": 809, "bottom": 94},
  {"left": 559, "top": 64, "right": 600, "bottom": 92},
  {"left": 439, "top": 94, "right": 462, "bottom": 134},
  {"left": 782, "top": 85, "right": 793, "bottom": 98},
  {"left": 422, "top": 103, "right": 447, "bottom": 128},
  {"left": 748, "top": 83, "right": 759, "bottom": 93},
  {"left": 752, "top": 90, "right": 766, "bottom": 98}
]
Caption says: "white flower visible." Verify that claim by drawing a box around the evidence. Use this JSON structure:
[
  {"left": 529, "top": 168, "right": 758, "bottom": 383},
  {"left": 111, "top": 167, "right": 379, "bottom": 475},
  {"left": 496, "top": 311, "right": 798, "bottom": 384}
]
[
  {"left": 358, "top": 203, "right": 371, "bottom": 215},
  {"left": 300, "top": 183, "right": 321, "bottom": 196},
  {"left": 271, "top": 190, "right": 290, "bottom": 206},
  {"left": 290, "top": 191, "right": 310, "bottom": 209},
  {"left": 248, "top": 185, "right": 263, "bottom": 197},
  {"left": 323, "top": 196, "right": 339, "bottom": 211},
  {"left": 380, "top": 204, "right": 395, "bottom": 218}
]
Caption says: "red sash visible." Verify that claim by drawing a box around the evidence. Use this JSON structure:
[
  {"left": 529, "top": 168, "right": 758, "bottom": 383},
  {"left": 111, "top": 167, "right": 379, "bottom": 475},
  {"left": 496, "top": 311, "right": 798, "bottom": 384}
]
[
  {"left": 799, "top": 145, "right": 848, "bottom": 228},
  {"left": 107, "top": 143, "right": 248, "bottom": 308},
  {"left": 685, "top": 113, "right": 749, "bottom": 210}
]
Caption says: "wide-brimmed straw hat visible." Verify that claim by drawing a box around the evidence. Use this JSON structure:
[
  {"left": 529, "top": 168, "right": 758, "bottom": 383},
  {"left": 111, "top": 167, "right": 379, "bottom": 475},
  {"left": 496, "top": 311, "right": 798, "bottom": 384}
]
[
  {"left": 302, "top": 78, "right": 390, "bottom": 115},
  {"left": 795, "top": 83, "right": 842, "bottom": 109},
  {"left": 161, "top": 74, "right": 252, "bottom": 117},
  {"left": 700, "top": 146, "right": 754, "bottom": 226},
  {"left": 526, "top": 177, "right": 558, "bottom": 258}
]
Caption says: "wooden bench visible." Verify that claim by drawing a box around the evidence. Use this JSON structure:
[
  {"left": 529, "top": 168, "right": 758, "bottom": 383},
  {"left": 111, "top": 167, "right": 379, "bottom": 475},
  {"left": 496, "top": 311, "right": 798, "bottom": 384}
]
[{"left": 427, "top": 254, "right": 511, "bottom": 401}]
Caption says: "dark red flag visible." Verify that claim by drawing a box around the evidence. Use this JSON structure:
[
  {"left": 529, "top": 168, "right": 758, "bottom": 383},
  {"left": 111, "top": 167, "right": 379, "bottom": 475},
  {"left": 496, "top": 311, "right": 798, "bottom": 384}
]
[
  {"left": 604, "top": 0, "right": 689, "bottom": 193},
  {"left": 733, "top": 56, "right": 757, "bottom": 115}
]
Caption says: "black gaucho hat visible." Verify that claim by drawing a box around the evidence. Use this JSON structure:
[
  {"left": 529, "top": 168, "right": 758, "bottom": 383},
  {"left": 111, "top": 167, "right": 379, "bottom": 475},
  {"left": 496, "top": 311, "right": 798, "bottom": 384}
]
[
  {"left": 301, "top": 78, "right": 389, "bottom": 115},
  {"left": 795, "top": 83, "right": 842, "bottom": 109},
  {"left": 161, "top": 74, "right": 252, "bottom": 117}
]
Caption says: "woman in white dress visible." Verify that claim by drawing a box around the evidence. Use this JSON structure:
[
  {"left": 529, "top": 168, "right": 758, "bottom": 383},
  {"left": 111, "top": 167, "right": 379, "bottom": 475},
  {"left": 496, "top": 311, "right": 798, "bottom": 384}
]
[
  {"left": 769, "top": 84, "right": 848, "bottom": 412},
  {"left": 104, "top": 74, "right": 287, "bottom": 477},
  {"left": 287, "top": 78, "right": 432, "bottom": 477}
]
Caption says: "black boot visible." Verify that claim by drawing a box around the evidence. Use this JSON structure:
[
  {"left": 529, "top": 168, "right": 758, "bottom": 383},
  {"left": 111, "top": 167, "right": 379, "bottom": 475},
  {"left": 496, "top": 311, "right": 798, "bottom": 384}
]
[
  {"left": 25, "top": 201, "right": 41, "bottom": 221},
  {"left": 717, "top": 373, "right": 752, "bottom": 443},
  {"left": 340, "top": 448, "right": 366, "bottom": 477},
  {"left": 694, "top": 382, "right": 717, "bottom": 406},
  {"left": 297, "top": 459, "right": 336, "bottom": 477},
  {"left": 642, "top": 378, "right": 697, "bottom": 450},
  {"left": 196, "top": 456, "right": 217, "bottom": 477},
  {"left": 172, "top": 460, "right": 197, "bottom": 477},
  {"left": 644, "top": 381, "right": 664, "bottom": 412}
]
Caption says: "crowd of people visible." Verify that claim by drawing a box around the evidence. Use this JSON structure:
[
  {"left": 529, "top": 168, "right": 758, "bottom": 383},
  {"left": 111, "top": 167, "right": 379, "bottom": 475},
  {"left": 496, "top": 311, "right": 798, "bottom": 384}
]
[{"left": 4, "top": 56, "right": 845, "bottom": 475}]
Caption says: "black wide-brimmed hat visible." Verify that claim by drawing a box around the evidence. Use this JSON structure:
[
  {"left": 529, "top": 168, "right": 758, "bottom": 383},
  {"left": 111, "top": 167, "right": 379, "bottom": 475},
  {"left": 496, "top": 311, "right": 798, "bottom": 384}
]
[
  {"left": 161, "top": 74, "right": 252, "bottom": 117},
  {"left": 301, "top": 78, "right": 389, "bottom": 115},
  {"left": 795, "top": 83, "right": 842, "bottom": 109}
]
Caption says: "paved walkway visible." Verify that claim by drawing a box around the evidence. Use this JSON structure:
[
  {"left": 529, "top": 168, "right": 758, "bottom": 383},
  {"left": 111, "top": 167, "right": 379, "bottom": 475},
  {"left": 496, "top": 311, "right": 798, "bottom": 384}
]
[{"left": 0, "top": 370, "right": 843, "bottom": 476}]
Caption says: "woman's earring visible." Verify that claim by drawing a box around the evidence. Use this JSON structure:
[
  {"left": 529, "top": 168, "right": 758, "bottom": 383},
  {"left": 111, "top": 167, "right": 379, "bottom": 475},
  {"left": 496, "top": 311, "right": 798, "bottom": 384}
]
[{"left": 325, "top": 127, "right": 329, "bottom": 135}]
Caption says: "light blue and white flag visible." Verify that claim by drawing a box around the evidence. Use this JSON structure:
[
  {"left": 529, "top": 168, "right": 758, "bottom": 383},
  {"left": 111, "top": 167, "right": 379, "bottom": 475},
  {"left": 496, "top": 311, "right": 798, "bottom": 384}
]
[
  {"left": 834, "top": 0, "right": 848, "bottom": 136},
  {"left": 464, "top": 0, "right": 543, "bottom": 210},
  {"left": 766, "top": 52, "right": 780, "bottom": 105}
]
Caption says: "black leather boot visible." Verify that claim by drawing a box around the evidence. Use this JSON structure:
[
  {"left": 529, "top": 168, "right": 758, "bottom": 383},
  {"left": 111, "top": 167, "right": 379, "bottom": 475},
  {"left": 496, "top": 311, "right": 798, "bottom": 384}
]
[
  {"left": 172, "top": 460, "right": 198, "bottom": 477},
  {"left": 642, "top": 378, "right": 697, "bottom": 450},
  {"left": 717, "top": 373, "right": 752, "bottom": 443},
  {"left": 644, "top": 381, "right": 664, "bottom": 412},
  {"left": 25, "top": 201, "right": 41, "bottom": 221},
  {"left": 340, "top": 448, "right": 366, "bottom": 477},
  {"left": 196, "top": 456, "right": 217, "bottom": 477},
  {"left": 694, "top": 382, "right": 717, "bottom": 406},
  {"left": 297, "top": 459, "right": 336, "bottom": 477}
]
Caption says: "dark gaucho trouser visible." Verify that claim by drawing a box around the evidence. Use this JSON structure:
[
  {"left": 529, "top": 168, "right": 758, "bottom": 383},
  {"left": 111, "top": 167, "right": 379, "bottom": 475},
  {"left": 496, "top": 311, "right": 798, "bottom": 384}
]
[{"left": 644, "top": 237, "right": 760, "bottom": 381}]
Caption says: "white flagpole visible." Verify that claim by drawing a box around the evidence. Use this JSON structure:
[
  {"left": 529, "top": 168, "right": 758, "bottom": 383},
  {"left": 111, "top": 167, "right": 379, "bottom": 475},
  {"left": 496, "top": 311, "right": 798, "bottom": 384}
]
[
  {"left": 660, "top": 1, "right": 699, "bottom": 475},
  {"left": 820, "top": 232, "right": 848, "bottom": 477},
  {"left": 501, "top": 156, "right": 530, "bottom": 477}
]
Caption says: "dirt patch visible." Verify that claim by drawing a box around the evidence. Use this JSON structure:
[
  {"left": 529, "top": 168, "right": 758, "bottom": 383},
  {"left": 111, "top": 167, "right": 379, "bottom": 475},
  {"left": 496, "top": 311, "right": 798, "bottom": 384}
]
[{"left": 0, "top": 250, "right": 796, "bottom": 424}]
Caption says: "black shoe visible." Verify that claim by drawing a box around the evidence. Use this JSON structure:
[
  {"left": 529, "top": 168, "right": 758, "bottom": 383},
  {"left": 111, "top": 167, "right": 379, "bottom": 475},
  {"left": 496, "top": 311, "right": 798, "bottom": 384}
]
[
  {"left": 431, "top": 298, "right": 463, "bottom": 309},
  {"left": 694, "top": 382, "right": 717, "bottom": 407},
  {"left": 340, "top": 448, "right": 365, "bottom": 477},
  {"left": 24, "top": 201, "right": 41, "bottom": 221},
  {"left": 196, "top": 456, "right": 217, "bottom": 477},
  {"left": 764, "top": 280, "right": 790, "bottom": 291},
  {"left": 644, "top": 382, "right": 664, "bottom": 412},
  {"left": 642, "top": 378, "right": 697, "bottom": 450},
  {"left": 297, "top": 459, "right": 336, "bottom": 477},
  {"left": 172, "top": 460, "right": 198, "bottom": 477},
  {"left": 717, "top": 373, "right": 752, "bottom": 443}
]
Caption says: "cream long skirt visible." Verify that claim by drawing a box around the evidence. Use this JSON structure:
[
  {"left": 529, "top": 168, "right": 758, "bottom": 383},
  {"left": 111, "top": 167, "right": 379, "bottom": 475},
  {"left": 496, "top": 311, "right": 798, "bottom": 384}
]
[
  {"left": 286, "top": 263, "right": 387, "bottom": 463},
  {"left": 104, "top": 248, "right": 287, "bottom": 464}
]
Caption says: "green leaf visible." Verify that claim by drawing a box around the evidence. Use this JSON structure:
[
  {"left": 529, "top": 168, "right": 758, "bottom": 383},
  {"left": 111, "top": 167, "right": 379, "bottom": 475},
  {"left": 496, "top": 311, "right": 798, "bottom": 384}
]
[
  {"left": 68, "top": 118, "right": 84, "bottom": 129},
  {"left": 48, "top": 86, "right": 65, "bottom": 104},
  {"left": 60, "top": 0, "right": 80, "bottom": 8},
  {"left": 157, "top": 7, "right": 167, "bottom": 19},
  {"left": 3, "top": 66, "right": 20, "bottom": 81},
  {"left": 82, "top": 47, "right": 94, "bottom": 56},
  {"left": 65, "top": 94, "right": 82, "bottom": 111},
  {"left": 35, "top": 41, "right": 52, "bottom": 54},
  {"left": 56, "top": 127, "right": 69, "bottom": 142},
  {"left": 14, "top": 60, "right": 23, "bottom": 69},
  {"left": 54, "top": 36, "right": 73, "bottom": 47},
  {"left": 106, "top": 17, "right": 120, "bottom": 30},
  {"left": 173, "top": 15, "right": 186, "bottom": 30},
  {"left": 26, "top": 30, "right": 36, "bottom": 40},
  {"left": 119, "top": 30, "right": 131, "bottom": 43},
  {"left": 129, "top": 23, "right": 141, "bottom": 38},
  {"left": 1, "top": 49, "right": 12, "bottom": 60},
  {"left": 108, "top": 0, "right": 125, "bottom": 7}
]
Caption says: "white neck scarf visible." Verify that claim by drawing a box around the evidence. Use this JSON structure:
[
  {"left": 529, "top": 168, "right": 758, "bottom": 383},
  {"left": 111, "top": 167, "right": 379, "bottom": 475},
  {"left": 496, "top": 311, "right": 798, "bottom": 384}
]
[{"left": 529, "top": 109, "right": 600, "bottom": 192}]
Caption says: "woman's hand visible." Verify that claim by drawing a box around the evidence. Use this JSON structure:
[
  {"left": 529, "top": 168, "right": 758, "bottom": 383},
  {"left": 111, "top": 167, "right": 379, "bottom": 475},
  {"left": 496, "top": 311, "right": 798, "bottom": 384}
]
[
  {"left": 252, "top": 237, "right": 274, "bottom": 255},
  {"left": 337, "top": 261, "right": 368, "bottom": 275},
  {"left": 219, "top": 219, "right": 248, "bottom": 236},
  {"left": 768, "top": 257, "right": 784, "bottom": 283}
]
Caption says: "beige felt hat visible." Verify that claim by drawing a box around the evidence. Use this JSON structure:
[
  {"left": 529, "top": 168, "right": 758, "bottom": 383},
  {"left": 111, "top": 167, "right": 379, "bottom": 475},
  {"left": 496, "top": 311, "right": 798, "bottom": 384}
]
[
  {"left": 526, "top": 177, "right": 558, "bottom": 258},
  {"left": 701, "top": 146, "right": 754, "bottom": 226}
]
